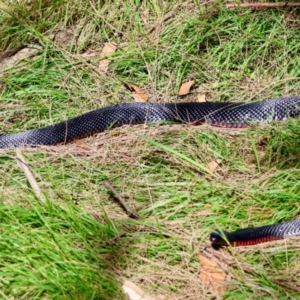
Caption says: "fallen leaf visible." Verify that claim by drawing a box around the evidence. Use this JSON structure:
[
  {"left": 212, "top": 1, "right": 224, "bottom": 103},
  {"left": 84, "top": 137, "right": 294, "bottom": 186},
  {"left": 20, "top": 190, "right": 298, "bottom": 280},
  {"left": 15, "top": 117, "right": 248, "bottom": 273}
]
[
  {"left": 122, "top": 280, "right": 165, "bottom": 300},
  {"left": 74, "top": 140, "right": 90, "bottom": 156},
  {"left": 99, "top": 42, "right": 117, "bottom": 73},
  {"left": 53, "top": 27, "right": 77, "bottom": 46},
  {"left": 206, "top": 159, "right": 222, "bottom": 172},
  {"left": 178, "top": 80, "right": 195, "bottom": 96},
  {"left": 198, "top": 254, "right": 226, "bottom": 296},
  {"left": 123, "top": 83, "right": 149, "bottom": 102},
  {"left": 196, "top": 84, "right": 210, "bottom": 102},
  {"left": 81, "top": 49, "right": 97, "bottom": 58},
  {"left": 0, "top": 45, "right": 42, "bottom": 72},
  {"left": 197, "top": 93, "right": 206, "bottom": 102}
]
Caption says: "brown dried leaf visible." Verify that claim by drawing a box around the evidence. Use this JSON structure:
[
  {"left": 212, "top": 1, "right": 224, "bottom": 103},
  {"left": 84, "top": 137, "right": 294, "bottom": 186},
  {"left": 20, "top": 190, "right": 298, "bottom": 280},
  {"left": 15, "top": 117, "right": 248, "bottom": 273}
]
[
  {"left": 197, "top": 93, "right": 206, "bottom": 102},
  {"left": 198, "top": 254, "right": 227, "bottom": 296},
  {"left": 123, "top": 83, "right": 149, "bottom": 102},
  {"left": 122, "top": 280, "right": 165, "bottom": 300},
  {"left": 196, "top": 84, "right": 210, "bottom": 101},
  {"left": 0, "top": 45, "right": 41, "bottom": 72},
  {"left": 74, "top": 140, "right": 90, "bottom": 157},
  {"left": 99, "top": 42, "right": 117, "bottom": 73},
  {"left": 178, "top": 80, "right": 195, "bottom": 96},
  {"left": 81, "top": 49, "right": 98, "bottom": 58},
  {"left": 206, "top": 159, "right": 222, "bottom": 172},
  {"left": 53, "top": 27, "right": 77, "bottom": 46}
]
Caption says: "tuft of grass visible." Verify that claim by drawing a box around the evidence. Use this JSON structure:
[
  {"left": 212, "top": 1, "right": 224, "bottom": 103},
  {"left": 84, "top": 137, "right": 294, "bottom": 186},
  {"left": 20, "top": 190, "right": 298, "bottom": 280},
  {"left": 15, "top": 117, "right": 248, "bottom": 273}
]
[{"left": 0, "top": 200, "right": 123, "bottom": 299}]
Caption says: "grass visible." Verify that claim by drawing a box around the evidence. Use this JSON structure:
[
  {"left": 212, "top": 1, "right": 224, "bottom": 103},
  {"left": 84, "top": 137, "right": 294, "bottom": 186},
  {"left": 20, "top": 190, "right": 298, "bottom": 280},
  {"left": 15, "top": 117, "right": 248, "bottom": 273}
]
[
  {"left": 0, "top": 202, "right": 123, "bottom": 299},
  {"left": 1, "top": 0, "right": 300, "bottom": 299}
]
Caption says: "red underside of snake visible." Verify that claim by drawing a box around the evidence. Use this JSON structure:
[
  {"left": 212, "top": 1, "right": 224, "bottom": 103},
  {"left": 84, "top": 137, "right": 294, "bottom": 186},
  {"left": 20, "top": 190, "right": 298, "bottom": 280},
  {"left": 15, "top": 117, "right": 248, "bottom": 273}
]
[{"left": 2, "top": 96, "right": 300, "bottom": 246}]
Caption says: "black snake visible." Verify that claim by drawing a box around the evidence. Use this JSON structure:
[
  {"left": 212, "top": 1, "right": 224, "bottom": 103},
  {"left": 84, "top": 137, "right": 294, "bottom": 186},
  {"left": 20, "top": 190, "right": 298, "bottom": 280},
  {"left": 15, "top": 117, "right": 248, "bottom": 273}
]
[{"left": 1, "top": 95, "right": 300, "bottom": 246}]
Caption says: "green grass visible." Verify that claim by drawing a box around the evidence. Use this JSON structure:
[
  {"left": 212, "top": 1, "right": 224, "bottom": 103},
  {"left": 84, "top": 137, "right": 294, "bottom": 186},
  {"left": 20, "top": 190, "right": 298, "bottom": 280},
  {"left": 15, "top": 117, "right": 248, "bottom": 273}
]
[
  {"left": 0, "top": 203, "right": 123, "bottom": 299},
  {"left": 1, "top": 0, "right": 300, "bottom": 299}
]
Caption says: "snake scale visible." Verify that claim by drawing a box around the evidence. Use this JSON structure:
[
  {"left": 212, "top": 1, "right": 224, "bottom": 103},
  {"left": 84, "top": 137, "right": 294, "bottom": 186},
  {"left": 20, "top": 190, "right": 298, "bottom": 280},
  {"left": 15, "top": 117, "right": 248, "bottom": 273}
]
[{"left": 1, "top": 96, "right": 300, "bottom": 247}]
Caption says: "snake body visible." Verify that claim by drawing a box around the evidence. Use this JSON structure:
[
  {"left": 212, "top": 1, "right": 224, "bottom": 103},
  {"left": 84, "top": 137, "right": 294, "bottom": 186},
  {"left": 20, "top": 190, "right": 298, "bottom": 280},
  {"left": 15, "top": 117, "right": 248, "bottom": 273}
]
[
  {"left": 210, "top": 219, "right": 300, "bottom": 247},
  {"left": 1, "top": 96, "right": 300, "bottom": 148},
  {"left": 2, "top": 95, "right": 300, "bottom": 246}
]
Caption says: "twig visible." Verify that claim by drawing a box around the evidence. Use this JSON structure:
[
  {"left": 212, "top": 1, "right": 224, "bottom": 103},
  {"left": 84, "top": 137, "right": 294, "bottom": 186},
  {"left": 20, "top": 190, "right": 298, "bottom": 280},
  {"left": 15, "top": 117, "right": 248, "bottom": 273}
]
[
  {"left": 226, "top": 2, "right": 300, "bottom": 9},
  {"left": 16, "top": 149, "right": 46, "bottom": 203},
  {"left": 103, "top": 180, "right": 139, "bottom": 219}
]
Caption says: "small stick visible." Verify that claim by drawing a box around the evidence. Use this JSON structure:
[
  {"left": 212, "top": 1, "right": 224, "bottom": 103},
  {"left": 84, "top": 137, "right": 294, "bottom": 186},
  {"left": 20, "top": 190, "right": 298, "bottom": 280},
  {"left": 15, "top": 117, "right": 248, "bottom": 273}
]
[
  {"left": 16, "top": 149, "right": 46, "bottom": 203},
  {"left": 226, "top": 2, "right": 300, "bottom": 9},
  {"left": 103, "top": 180, "right": 139, "bottom": 219}
]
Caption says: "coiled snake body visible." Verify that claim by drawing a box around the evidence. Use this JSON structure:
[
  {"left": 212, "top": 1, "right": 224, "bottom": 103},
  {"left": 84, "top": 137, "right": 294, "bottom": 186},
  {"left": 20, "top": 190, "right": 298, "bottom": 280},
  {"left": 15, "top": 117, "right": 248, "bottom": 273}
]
[{"left": 2, "top": 96, "right": 300, "bottom": 246}]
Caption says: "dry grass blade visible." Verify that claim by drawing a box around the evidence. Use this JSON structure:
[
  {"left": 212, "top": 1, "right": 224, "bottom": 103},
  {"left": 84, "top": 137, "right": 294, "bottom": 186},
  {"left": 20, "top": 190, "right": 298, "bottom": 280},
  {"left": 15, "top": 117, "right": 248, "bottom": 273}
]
[{"left": 15, "top": 149, "right": 46, "bottom": 203}]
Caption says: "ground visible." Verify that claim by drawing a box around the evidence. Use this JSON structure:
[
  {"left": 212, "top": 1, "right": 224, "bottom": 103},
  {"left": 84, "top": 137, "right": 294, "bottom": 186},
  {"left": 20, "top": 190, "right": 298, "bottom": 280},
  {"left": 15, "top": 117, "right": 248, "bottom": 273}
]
[{"left": 1, "top": 1, "right": 300, "bottom": 299}]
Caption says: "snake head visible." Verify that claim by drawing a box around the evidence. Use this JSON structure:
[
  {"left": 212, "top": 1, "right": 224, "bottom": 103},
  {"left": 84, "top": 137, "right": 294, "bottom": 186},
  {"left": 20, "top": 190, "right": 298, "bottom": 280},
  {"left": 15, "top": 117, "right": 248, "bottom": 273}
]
[{"left": 210, "top": 230, "right": 231, "bottom": 249}]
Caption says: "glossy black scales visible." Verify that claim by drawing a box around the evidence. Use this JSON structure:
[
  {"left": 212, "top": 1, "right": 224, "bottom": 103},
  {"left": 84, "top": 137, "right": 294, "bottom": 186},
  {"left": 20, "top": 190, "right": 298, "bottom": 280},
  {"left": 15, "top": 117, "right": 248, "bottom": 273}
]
[{"left": 0, "top": 96, "right": 300, "bottom": 148}]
